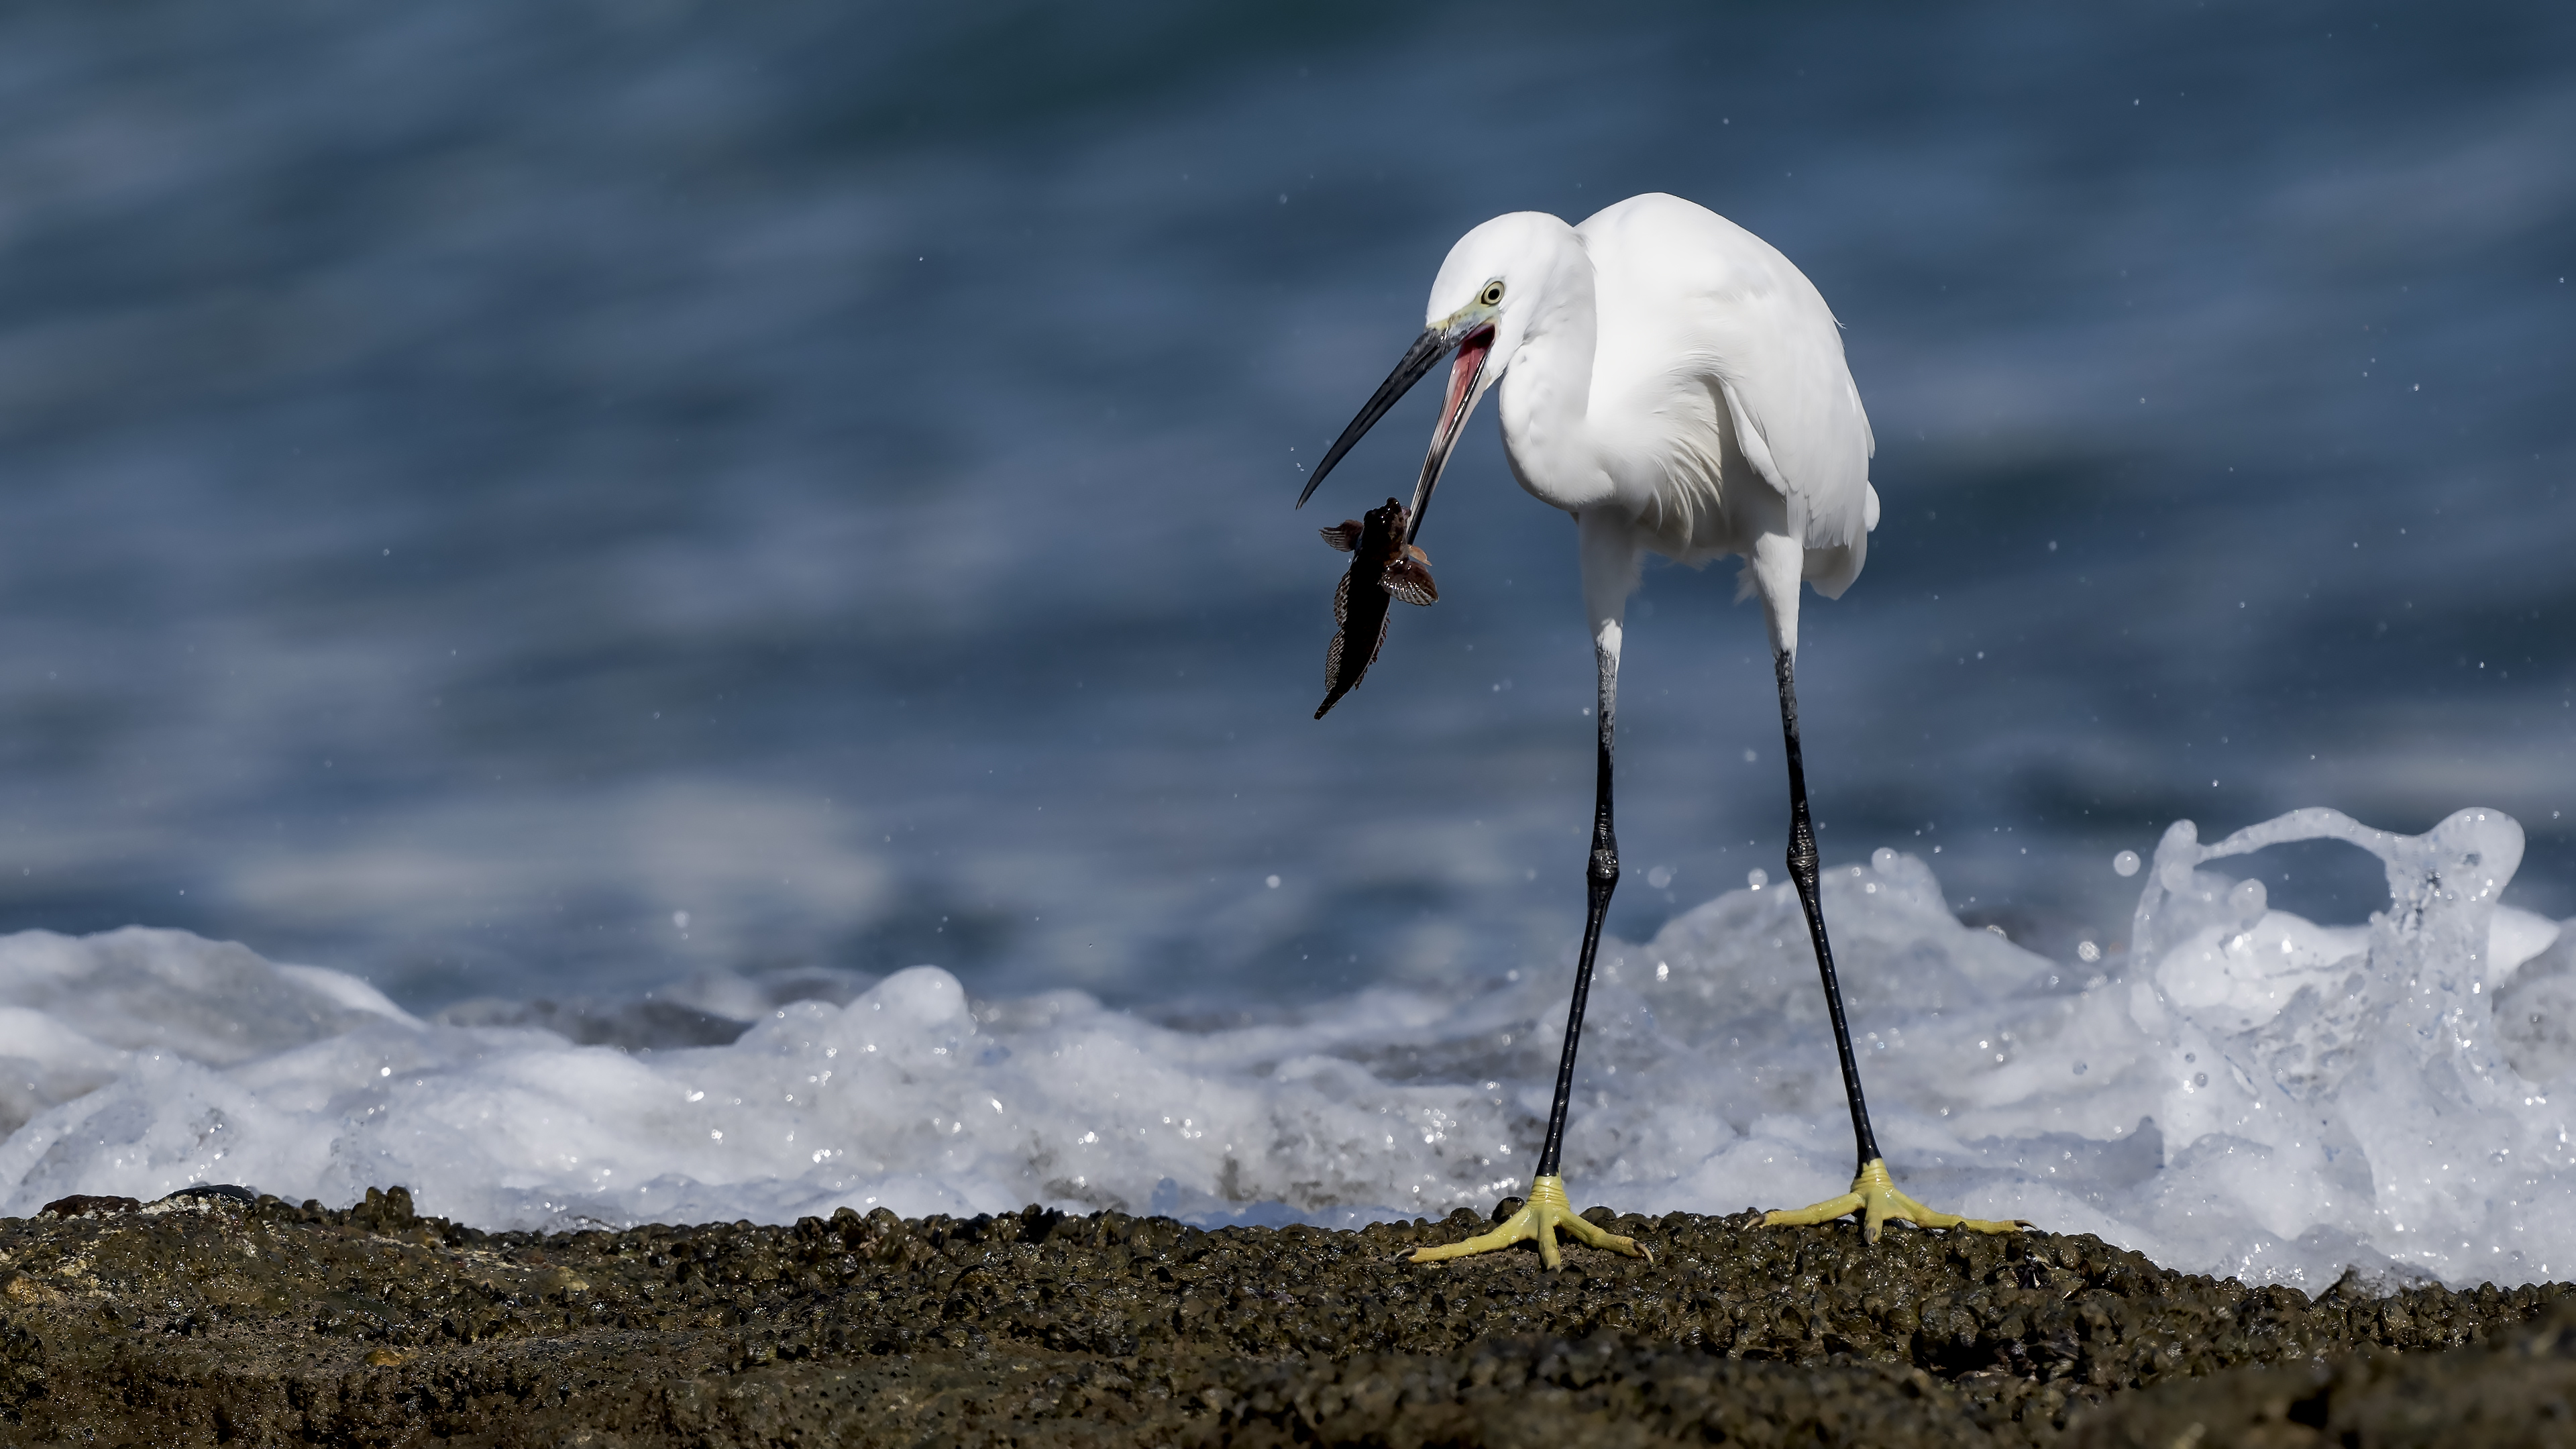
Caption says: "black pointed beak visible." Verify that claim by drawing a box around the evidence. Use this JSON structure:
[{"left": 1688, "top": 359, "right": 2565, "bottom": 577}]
[{"left": 1296, "top": 326, "right": 1450, "bottom": 509}]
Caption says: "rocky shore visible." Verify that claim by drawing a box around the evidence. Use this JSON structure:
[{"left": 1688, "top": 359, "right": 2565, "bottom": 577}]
[{"left": 4, "top": 1185, "right": 2573, "bottom": 1446}]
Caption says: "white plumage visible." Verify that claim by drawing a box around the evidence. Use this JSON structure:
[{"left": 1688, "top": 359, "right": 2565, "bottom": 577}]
[
  {"left": 1305, "top": 192, "right": 2015, "bottom": 1262},
  {"left": 1424, "top": 191, "right": 1878, "bottom": 659}
]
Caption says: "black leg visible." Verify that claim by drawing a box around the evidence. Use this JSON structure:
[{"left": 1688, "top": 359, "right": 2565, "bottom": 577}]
[
  {"left": 1411, "top": 625, "right": 1650, "bottom": 1266},
  {"left": 1534, "top": 642, "right": 1619, "bottom": 1179},
  {"left": 1774, "top": 648, "right": 1881, "bottom": 1174}
]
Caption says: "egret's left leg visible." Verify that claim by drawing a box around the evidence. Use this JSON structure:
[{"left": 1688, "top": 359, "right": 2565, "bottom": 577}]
[
  {"left": 1764, "top": 1158, "right": 2025, "bottom": 1240},
  {"left": 1758, "top": 646, "right": 2026, "bottom": 1242}
]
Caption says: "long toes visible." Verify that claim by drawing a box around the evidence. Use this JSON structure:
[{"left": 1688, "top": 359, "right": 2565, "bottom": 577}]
[{"left": 1556, "top": 1224, "right": 1644, "bottom": 1258}]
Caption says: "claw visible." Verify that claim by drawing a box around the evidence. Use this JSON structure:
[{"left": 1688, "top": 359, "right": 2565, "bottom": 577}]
[
  {"left": 1762, "top": 1158, "right": 2027, "bottom": 1242},
  {"left": 1408, "top": 1175, "right": 1650, "bottom": 1269}
]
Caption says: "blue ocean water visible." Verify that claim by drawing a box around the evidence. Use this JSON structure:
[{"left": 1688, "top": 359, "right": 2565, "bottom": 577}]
[{"left": 0, "top": 0, "right": 2566, "bottom": 1019}]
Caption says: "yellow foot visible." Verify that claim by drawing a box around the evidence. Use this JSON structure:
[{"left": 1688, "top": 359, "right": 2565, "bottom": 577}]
[
  {"left": 1761, "top": 1158, "right": 2029, "bottom": 1243},
  {"left": 1409, "top": 1175, "right": 1651, "bottom": 1270}
]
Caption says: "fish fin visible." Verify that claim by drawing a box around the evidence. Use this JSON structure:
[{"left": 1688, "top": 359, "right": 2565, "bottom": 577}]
[
  {"left": 1382, "top": 557, "right": 1439, "bottom": 607},
  {"left": 1316, "top": 629, "right": 1350, "bottom": 717},
  {"left": 1365, "top": 612, "right": 1392, "bottom": 667},
  {"left": 1320, "top": 521, "right": 1363, "bottom": 552},
  {"left": 1404, "top": 543, "right": 1432, "bottom": 565},
  {"left": 1333, "top": 571, "right": 1352, "bottom": 624}
]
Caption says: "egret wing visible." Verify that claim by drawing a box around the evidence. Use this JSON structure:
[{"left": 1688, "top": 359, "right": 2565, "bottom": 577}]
[{"left": 1576, "top": 193, "right": 1876, "bottom": 580}]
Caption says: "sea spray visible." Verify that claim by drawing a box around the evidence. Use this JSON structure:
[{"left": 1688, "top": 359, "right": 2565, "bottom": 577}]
[{"left": 0, "top": 806, "right": 2565, "bottom": 1289}]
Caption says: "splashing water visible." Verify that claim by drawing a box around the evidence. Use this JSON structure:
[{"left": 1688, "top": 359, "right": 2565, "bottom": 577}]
[
  {"left": 2110, "top": 806, "right": 2564, "bottom": 1286},
  {"left": 0, "top": 805, "right": 2567, "bottom": 1289}
]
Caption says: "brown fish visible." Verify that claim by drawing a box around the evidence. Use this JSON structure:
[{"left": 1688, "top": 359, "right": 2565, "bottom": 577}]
[{"left": 1314, "top": 496, "right": 1437, "bottom": 719}]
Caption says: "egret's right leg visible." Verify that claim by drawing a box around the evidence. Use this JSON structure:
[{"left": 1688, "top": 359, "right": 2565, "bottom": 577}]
[{"left": 1412, "top": 548, "right": 1647, "bottom": 1269}]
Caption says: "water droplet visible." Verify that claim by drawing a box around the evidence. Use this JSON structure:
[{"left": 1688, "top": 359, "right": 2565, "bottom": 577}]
[
  {"left": 1746, "top": 868, "right": 1768, "bottom": 891},
  {"left": 2113, "top": 850, "right": 2141, "bottom": 877}
]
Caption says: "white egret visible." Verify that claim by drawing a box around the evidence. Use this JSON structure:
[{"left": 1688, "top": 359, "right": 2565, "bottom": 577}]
[{"left": 1300, "top": 193, "right": 2023, "bottom": 1266}]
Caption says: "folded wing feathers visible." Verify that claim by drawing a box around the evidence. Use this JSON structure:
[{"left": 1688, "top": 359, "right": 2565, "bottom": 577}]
[{"left": 1589, "top": 198, "right": 1876, "bottom": 561}]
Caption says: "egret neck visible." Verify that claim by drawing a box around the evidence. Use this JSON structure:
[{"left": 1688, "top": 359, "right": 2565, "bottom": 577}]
[{"left": 1490, "top": 227, "right": 1610, "bottom": 520}]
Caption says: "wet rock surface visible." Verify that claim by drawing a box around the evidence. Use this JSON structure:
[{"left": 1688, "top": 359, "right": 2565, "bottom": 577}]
[{"left": 1, "top": 1186, "right": 2572, "bottom": 1446}]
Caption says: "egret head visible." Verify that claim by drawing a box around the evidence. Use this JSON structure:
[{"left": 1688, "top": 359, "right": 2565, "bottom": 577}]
[
  {"left": 1422, "top": 209, "right": 1572, "bottom": 389},
  {"left": 1297, "top": 211, "right": 1578, "bottom": 537}
]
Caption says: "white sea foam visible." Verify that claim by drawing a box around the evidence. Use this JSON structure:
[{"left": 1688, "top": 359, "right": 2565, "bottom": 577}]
[{"left": 0, "top": 805, "right": 2567, "bottom": 1291}]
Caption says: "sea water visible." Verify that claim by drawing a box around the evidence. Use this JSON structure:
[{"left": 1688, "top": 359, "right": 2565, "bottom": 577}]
[
  {"left": 5, "top": 804, "right": 2569, "bottom": 1293},
  {"left": 0, "top": 1, "right": 2567, "bottom": 1016}
]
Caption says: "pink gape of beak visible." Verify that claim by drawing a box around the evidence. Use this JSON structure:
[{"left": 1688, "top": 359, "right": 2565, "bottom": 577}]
[
  {"left": 1295, "top": 318, "right": 1499, "bottom": 548},
  {"left": 1436, "top": 326, "right": 1495, "bottom": 435},
  {"left": 1407, "top": 327, "right": 1495, "bottom": 541}
]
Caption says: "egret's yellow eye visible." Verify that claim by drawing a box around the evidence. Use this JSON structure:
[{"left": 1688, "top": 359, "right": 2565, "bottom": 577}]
[{"left": 1480, "top": 281, "right": 1506, "bottom": 307}]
